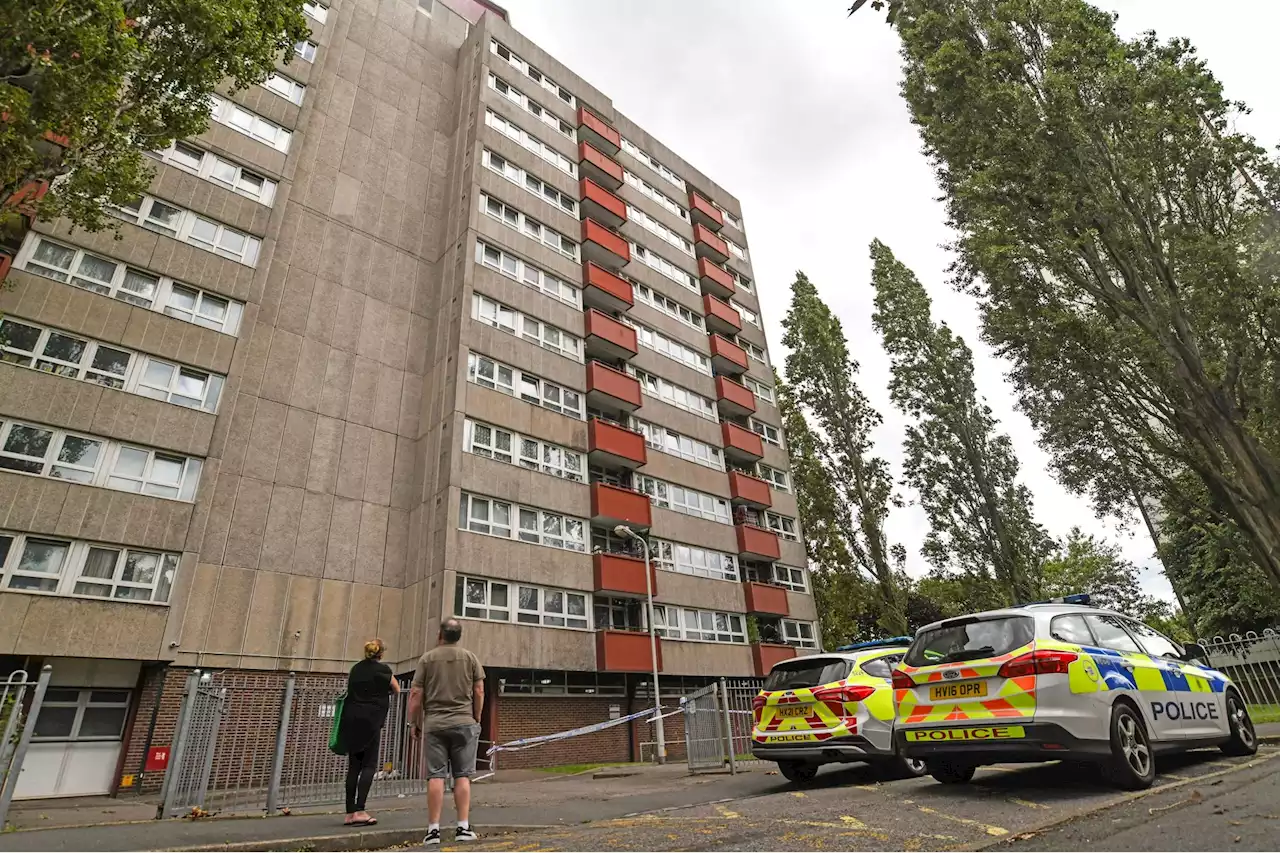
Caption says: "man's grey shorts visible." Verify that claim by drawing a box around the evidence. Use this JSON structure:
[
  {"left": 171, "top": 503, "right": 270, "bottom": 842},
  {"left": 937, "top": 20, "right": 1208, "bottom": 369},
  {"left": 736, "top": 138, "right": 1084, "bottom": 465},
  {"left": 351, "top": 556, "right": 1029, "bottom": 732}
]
[{"left": 425, "top": 723, "right": 480, "bottom": 779}]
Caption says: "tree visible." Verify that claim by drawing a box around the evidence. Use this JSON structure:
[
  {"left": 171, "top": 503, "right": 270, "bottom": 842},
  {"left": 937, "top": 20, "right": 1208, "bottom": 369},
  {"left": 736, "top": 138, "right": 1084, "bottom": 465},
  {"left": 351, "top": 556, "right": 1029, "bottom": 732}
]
[
  {"left": 2, "top": 0, "right": 309, "bottom": 232},
  {"left": 865, "top": 0, "right": 1280, "bottom": 593},
  {"left": 780, "top": 272, "right": 909, "bottom": 635},
  {"left": 1040, "top": 527, "right": 1161, "bottom": 617},
  {"left": 870, "top": 240, "right": 1052, "bottom": 607}
]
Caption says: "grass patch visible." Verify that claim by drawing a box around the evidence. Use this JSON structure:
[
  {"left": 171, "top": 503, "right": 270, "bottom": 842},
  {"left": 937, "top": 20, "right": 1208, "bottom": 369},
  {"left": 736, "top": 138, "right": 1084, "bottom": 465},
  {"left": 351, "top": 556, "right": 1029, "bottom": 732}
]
[
  {"left": 1249, "top": 704, "right": 1280, "bottom": 725},
  {"left": 535, "top": 761, "right": 640, "bottom": 775}
]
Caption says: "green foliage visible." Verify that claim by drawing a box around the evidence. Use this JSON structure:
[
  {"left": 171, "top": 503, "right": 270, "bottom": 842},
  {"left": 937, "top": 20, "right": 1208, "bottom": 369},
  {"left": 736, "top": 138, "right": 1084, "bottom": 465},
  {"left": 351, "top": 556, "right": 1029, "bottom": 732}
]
[
  {"left": 869, "top": 239, "right": 1052, "bottom": 607},
  {"left": 1040, "top": 527, "right": 1161, "bottom": 617},
  {"left": 779, "top": 272, "right": 909, "bottom": 636},
  {"left": 882, "top": 0, "right": 1280, "bottom": 593},
  {"left": 1, "top": 0, "right": 309, "bottom": 231}
]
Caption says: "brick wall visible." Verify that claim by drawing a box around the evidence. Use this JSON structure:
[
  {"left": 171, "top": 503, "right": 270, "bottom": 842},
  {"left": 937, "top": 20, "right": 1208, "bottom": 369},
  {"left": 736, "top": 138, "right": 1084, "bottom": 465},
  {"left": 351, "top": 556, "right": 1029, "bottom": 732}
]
[{"left": 495, "top": 696, "right": 634, "bottom": 769}]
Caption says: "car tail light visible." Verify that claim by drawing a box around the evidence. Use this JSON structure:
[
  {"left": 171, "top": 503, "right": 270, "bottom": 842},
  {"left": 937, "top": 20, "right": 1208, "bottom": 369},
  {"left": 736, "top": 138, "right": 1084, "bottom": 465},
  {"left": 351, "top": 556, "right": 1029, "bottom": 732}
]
[
  {"left": 751, "top": 693, "right": 765, "bottom": 721},
  {"left": 891, "top": 669, "right": 914, "bottom": 691},
  {"left": 998, "top": 649, "right": 1078, "bottom": 678},
  {"left": 815, "top": 683, "right": 876, "bottom": 703}
]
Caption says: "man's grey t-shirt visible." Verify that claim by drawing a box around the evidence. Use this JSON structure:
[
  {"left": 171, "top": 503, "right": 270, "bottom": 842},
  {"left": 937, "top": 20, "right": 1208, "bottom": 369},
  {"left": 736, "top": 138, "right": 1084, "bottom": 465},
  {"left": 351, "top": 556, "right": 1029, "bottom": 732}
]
[{"left": 412, "top": 645, "right": 485, "bottom": 732}]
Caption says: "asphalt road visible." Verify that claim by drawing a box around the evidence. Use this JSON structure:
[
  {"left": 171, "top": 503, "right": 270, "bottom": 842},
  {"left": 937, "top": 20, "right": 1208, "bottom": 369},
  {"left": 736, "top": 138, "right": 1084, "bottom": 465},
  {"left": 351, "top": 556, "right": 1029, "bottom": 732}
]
[{"left": 427, "top": 747, "right": 1280, "bottom": 852}]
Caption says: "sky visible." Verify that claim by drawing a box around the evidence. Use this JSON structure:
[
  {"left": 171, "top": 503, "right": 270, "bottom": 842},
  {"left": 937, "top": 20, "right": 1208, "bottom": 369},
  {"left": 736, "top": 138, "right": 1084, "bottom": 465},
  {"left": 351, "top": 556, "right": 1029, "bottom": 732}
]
[{"left": 493, "top": 0, "right": 1280, "bottom": 604}]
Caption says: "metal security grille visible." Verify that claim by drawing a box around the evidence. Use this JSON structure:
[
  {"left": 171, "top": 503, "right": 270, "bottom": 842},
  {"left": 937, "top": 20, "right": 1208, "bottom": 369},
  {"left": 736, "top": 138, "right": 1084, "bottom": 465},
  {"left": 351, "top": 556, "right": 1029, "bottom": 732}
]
[
  {"left": 721, "top": 677, "right": 765, "bottom": 770},
  {"left": 1200, "top": 630, "right": 1280, "bottom": 714},
  {"left": 682, "top": 682, "right": 725, "bottom": 772},
  {"left": 160, "top": 672, "right": 228, "bottom": 817}
]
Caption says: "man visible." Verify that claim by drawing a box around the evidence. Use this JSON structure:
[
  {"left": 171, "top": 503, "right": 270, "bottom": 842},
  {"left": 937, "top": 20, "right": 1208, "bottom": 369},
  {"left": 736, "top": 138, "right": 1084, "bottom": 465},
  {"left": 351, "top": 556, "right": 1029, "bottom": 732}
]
[{"left": 410, "top": 618, "right": 485, "bottom": 844}]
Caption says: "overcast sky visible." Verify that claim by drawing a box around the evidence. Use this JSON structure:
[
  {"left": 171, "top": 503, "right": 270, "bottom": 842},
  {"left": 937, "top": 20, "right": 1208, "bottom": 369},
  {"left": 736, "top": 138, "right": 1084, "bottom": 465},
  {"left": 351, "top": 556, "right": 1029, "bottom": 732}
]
[{"left": 494, "top": 0, "right": 1280, "bottom": 604}]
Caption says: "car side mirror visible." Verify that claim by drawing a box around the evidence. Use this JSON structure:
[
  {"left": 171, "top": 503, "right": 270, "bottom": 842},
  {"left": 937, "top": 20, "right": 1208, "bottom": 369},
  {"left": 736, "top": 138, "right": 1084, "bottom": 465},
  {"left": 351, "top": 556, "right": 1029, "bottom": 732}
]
[{"left": 1182, "top": 642, "right": 1209, "bottom": 664}]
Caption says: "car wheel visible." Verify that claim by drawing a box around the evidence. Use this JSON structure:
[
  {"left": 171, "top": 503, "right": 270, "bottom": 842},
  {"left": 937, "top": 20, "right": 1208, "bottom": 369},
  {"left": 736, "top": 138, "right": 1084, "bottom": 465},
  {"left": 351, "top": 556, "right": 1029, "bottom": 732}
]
[
  {"left": 777, "top": 760, "right": 819, "bottom": 784},
  {"left": 1221, "top": 691, "right": 1258, "bottom": 757},
  {"left": 927, "top": 760, "right": 976, "bottom": 785},
  {"left": 1105, "top": 701, "right": 1155, "bottom": 790},
  {"left": 870, "top": 754, "right": 927, "bottom": 780}
]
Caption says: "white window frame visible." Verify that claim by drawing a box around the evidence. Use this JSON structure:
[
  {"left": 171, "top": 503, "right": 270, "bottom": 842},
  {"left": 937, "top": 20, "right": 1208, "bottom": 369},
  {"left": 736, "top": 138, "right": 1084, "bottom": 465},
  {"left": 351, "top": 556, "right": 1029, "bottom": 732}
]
[
  {"left": 209, "top": 94, "right": 292, "bottom": 153},
  {"left": 630, "top": 242, "right": 698, "bottom": 294},
  {"left": 482, "top": 149, "right": 577, "bottom": 216},
  {"left": 635, "top": 475, "right": 730, "bottom": 524},
  {"left": 623, "top": 170, "right": 689, "bottom": 221},
  {"left": 651, "top": 538, "right": 739, "bottom": 582},
  {"left": 302, "top": 0, "right": 328, "bottom": 23},
  {"left": 744, "top": 375, "right": 774, "bottom": 404},
  {"left": 479, "top": 193, "right": 578, "bottom": 260},
  {"left": 455, "top": 575, "right": 510, "bottom": 622},
  {"left": 749, "top": 417, "right": 781, "bottom": 447},
  {"left": 633, "top": 283, "right": 704, "bottom": 332},
  {"left": 740, "top": 339, "right": 767, "bottom": 366},
  {"left": 262, "top": 72, "right": 305, "bottom": 105},
  {"left": 782, "top": 618, "right": 818, "bottom": 649},
  {"left": 466, "top": 352, "right": 584, "bottom": 420},
  {"left": 766, "top": 512, "right": 799, "bottom": 542},
  {"left": 772, "top": 564, "right": 806, "bottom": 592},
  {"left": 515, "top": 582, "right": 590, "bottom": 629},
  {"left": 620, "top": 137, "right": 686, "bottom": 192},
  {"left": 628, "top": 366, "right": 717, "bottom": 421},
  {"left": 723, "top": 210, "right": 742, "bottom": 230},
  {"left": 294, "top": 40, "right": 317, "bottom": 62},
  {"left": 628, "top": 205, "right": 693, "bottom": 256},
  {"left": 631, "top": 322, "right": 710, "bottom": 375},
  {"left": 456, "top": 574, "right": 592, "bottom": 631},
  {"left": 629, "top": 417, "right": 724, "bottom": 471},
  {"left": 458, "top": 493, "right": 587, "bottom": 553},
  {"left": 109, "top": 194, "right": 261, "bottom": 267},
  {"left": 654, "top": 605, "right": 746, "bottom": 644},
  {"left": 726, "top": 237, "right": 748, "bottom": 263},
  {"left": 489, "top": 40, "right": 575, "bottom": 108},
  {"left": 484, "top": 110, "right": 576, "bottom": 177},
  {"left": 757, "top": 463, "right": 790, "bottom": 492},
  {"left": 0, "top": 316, "right": 226, "bottom": 412},
  {"left": 32, "top": 687, "right": 132, "bottom": 742},
  {"left": 463, "top": 419, "right": 584, "bottom": 482},
  {"left": 732, "top": 270, "right": 754, "bottom": 294},
  {"left": 487, "top": 72, "right": 575, "bottom": 140},
  {"left": 149, "top": 140, "right": 277, "bottom": 206},
  {"left": 732, "top": 301, "right": 760, "bottom": 328},
  {"left": 473, "top": 241, "right": 580, "bottom": 308},
  {"left": 0, "top": 531, "right": 178, "bottom": 604},
  {"left": 471, "top": 294, "right": 582, "bottom": 362}
]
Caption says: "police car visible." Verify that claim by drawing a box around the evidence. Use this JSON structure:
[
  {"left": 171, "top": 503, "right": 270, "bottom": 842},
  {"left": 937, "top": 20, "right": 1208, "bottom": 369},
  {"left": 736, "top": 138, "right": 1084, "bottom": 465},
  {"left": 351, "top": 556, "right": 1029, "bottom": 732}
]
[
  {"left": 751, "top": 638, "right": 927, "bottom": 784},
  {"left": 893, "top": 595, "right": 1258, "bottom": 790}
]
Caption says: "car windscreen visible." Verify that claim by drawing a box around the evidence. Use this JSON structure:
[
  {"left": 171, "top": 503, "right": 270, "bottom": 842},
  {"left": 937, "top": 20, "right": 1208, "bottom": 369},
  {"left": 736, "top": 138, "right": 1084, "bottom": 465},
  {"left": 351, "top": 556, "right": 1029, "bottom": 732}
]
[
  {"left": 905, "top": 615, "right": 1034, "bottom": 667},
  {"left": 763, "top": 657, "right": 855, "bottom": 691}
]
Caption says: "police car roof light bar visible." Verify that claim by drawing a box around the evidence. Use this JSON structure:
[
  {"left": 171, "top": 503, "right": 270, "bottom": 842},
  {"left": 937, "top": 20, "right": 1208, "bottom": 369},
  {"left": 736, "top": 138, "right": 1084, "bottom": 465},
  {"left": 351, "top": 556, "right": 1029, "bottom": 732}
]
[
  {"left": 1012, "top": 593, "right": 1092, "bottom": 608},
  {"left": 834, "top": 636, "right": 913, "bottom": 652}
]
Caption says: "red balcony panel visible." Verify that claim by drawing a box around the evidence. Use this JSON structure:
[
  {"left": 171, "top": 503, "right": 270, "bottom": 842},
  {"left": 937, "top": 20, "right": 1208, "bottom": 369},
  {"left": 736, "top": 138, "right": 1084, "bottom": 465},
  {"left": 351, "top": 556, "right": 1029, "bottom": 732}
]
[
  {"left": 0, "top": 253, "right": 12, "bottom": 284},
  {"left": 709, "top": 333, "right": 749, "bottom": 375},
  {"left": 588, "top": 418, "right": 648, "bottom": 470},
  {"left": 722, "top": 421, "right": 764, "bottom": 461},
  {"left": 729, "top": 471, "right": 772, "bottom": 509},
  {"left": 697, "top": 257, "right": 735, "bottom": 300},
  {"left": 591, "top": 482, "right": 652, "bottom": 529},
  {"left": 743, "top": 581, "right": 790, "bottom": 617},
  {"left": 577, "top": 106, "right": 621, "bottom": 155},
  {"left": 594, "top": 552, "right": 657, "bottom": 596},
  {"left": 693, "top": 223, "right": 729, "bottom": 264},
  {"left": 716, "top": 376, "right": 757, "bottom": 418},
  {"left": 703, "top": 294, "right": 742, "bottom": 336},
  {"left": 586, "top": 360, "right": 642, "bottom": 413},
  {"left": 582, "top": 262, "right": 633, "bottom": 313},
  {"left": 584, "top": 309, "right": 638, "bottom": 361},
  {"left": 752, "top": 642, "right": 797, "bottom": 676},
  {"left": 579, "top": 142, "right": 624, "bottom": 191},
  {"left": 737, "top": 524, "right": 781, "bottom": 561},
  {"left": 688, "top": 192, "right": 724, "bottom": 231},
  {"left": 4, "top": 179, "right": 49, "bottom": 218},
  {"left": 581, "top": 218, "right": 631, "bottom": 271},
  {"left": 580, "top": 178, "right": 627, "bottom": 229},
  {"left": 598, "top": 630, "right": 662, "bottom": 673}
]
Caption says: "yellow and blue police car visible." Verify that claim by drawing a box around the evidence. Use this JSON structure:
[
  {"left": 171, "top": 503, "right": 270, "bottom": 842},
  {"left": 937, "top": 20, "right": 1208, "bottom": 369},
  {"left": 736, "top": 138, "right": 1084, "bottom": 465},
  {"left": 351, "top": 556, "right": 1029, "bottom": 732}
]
[
  {"left": 751, "top": 638, "right": 927, "bottom": 784},
  {"left": 892, "top": 595, "right": 1258, "bottom": 789}
]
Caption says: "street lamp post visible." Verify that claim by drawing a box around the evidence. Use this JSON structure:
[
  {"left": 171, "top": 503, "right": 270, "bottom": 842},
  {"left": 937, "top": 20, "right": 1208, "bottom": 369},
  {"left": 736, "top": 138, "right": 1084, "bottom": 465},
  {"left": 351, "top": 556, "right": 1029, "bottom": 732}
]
[{"left": 614, "top": 524, "right": 666, "bottom": 764}]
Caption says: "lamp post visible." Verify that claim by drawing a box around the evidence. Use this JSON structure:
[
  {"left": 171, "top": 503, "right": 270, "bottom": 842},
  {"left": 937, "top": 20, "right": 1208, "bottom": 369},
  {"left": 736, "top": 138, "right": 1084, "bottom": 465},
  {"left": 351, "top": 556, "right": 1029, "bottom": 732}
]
[{"left": 614, "top": 524, "right": 666, "bottom": 764}]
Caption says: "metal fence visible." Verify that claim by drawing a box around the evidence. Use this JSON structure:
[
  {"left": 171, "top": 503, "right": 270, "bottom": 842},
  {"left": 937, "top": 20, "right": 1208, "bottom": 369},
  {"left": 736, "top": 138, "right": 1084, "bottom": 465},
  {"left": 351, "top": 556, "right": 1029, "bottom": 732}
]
[
  {"left": 1199, "top": 629, "right": 1280, "bottom": 713},
  {"left": 682, "top": 677, "right": 764, "bottom": 774},
  {"left": 0, "top": 667, "right": 52, "bottom": 829},
  {"left": 159, "top": 670, "right": 494, "bottom": 818}
]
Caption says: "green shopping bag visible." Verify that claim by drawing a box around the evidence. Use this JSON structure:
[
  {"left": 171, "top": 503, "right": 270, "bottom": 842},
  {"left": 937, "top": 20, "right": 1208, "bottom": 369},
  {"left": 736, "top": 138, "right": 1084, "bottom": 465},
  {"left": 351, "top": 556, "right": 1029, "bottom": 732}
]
[{"left": 328, "top": 690, "right": 347, "bottom": 755}]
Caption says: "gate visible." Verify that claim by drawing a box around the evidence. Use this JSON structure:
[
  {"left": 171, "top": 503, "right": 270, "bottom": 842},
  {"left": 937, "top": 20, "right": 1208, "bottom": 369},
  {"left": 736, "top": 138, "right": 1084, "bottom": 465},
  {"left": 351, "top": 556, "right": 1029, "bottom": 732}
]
[
  {"left": 721, "top": 677, "right": 765, "bottom": 770},
  {"left": 1200, "top": 630, "right": 1280, "bottom": 714},
  {"left": 683, "top": 683, "right": 727, "bottom": 772},
  {"left": 0, "top": 666, "right": 52, "bottom": 828},
  {"left": 159, "top": 671, "right": 228, "bottom": 817}
]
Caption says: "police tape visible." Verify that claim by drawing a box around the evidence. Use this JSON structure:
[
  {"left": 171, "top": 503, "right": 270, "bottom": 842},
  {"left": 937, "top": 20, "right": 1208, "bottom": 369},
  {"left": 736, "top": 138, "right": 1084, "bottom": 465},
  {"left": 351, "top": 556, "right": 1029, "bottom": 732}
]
[{"left": 486, "top": 705, "right": 671, "bottom": 754}]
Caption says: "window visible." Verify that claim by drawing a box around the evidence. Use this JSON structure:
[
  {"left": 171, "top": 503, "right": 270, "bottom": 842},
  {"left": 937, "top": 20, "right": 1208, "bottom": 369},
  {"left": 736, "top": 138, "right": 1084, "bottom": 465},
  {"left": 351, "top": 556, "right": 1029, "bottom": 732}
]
[
  {"left": 466, "top": 352, "right": 583, "bottom": 419},
  {"left": 500, "top": 670, "right": 627, "bottom": 696},
  {"left": 749, "top": 418, "right": 781, "bottom": 446},
  {"left": 106, "top": 445, "right": 203, "bottom": 500},
  {"left": 1050, "top": 614, "right": 1095, "bottom": 646},
  {"left": 628, "top": 206, "right": 693, "bottom": 256},
  {"left": 860, "top": 654, "right": 904, "bottom": 679},
  {"left": 109, "top": 194, "right": 261, "bottom": 267},
  {"left": 149, "top": 141, "right": 277, "bottom": 206},
  {"left": 163, "top": 283, "right": 243, "bottom": 333},
  {"left": 623, "top": 171, "right": 689, "bottom": 221},
  {"left": 782, "top": 619, "right": 818, "bottom": 649},
  {"left": 656, "top": 539, "right": 738, "bottom": 581},
  {"left": 0, "top": 531, "right": 178, "bottom": 603},
  {"left": 723, "top": 210, "right": 742, "bottom": 230},
  {"left": 744, "top": 375, "right": 774, "bottom": 404},
  {"left": 472, "top": 294, "right": 581, "bottom": 361},
  {"left": 629, "top": 417, "right": 723, "bottom": 470},
  {"left": 632, "top": 323, "right": 710, "bottom": 374},
  {"left": 487, "top": 73, "right": 575, "bottom": 139},
  {"left": 772, "top": 564, "right": 806, "bottom": 592},
  {"left": 32, "top": 688, "right": 131, "bottom": 741},
  {"left": 0, "top": 318, "right": 226, "bottom": 411},
  {"left": 634, "top": 475, "right": 730, "bottom": 524},
  {"left": 1123, "top": 619, "right": 1184, "bottom": 660},
  {"left": 905, "top": 615, "right": 1035, "bottom": 667},
  {"left": 1084, "top": 614, "right": 1145, "bottom": 654},
  {"left": 263, "top": 72, "right": 305, "bottom": 105},
  {"left": 490, "top": 40, "right": 575, "bottom": 107},
  {"left": 302, "top": 0, "right": 327, "bottom": 23},
  {"left": 726, "top": 237, "right": 748, "bottom": 263},
  {"left": 630, "top": 243, "right": 698, "bottom": 293},
  {"left": 516, "top": 584, "right": 589, "bottom": 629},
  {"left": 482, "top": 150, "right": 577, "bottom": 216},
  {"left": 454, "top": 575, "right": 509, "bottom": 621},
  {"left": 463, "top": 419, "right": 583, "bottom": 482},
  {"left": 740, "top": 339, "right": 768, "bottom": 365},
  {"left": 757, "top": 464, "right": 790, "bottom": 492},
  {"left": 484, "top": 110, "right": 575, "bottom": 176},
  {"left": 733, "top": 302, "right": 760, "bottom": 328},
  {"left": 479, "top": 194, "right": 577, "bottom": 260},
  {"left": 765, "top": 512, "right": 798, "bottom": 541},
  {"left": 620, "top": 137, "right": 686, "bottom": 192},
  {"left": 654, "top": 606, "right": 745, "bottom": 644},
  {"left": 628, "top": 367, "right": 716, "bottom": 421},
  {"left": 633, "top": 283, "right": 704, "bottom": 332},
  {"left": 732, "top": 270, "right": 754, "bottom": 294},
  {"left": 417, "top": 0, "right": 433, "bottom": 13},
  {"left": 474, "top": 241, "right": 580, "bottom": 308},
  {"left": 594, "top": 596, "right": 644, "bottom": 632},
  {"left": 294, "top": 40, "right": 317, "bottom": 62},
  {"left": 209, "top": 94, "right": 291, "bottom": 152},
  {"left": 458, "top": 493, "right": 586, "bottom": 553}
]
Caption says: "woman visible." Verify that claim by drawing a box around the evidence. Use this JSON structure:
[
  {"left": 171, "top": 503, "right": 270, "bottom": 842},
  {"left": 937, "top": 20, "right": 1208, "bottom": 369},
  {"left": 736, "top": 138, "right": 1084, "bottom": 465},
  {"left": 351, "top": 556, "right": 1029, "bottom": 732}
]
[{"left": 339, "top": 638, "right": 400, "bottom": 826}]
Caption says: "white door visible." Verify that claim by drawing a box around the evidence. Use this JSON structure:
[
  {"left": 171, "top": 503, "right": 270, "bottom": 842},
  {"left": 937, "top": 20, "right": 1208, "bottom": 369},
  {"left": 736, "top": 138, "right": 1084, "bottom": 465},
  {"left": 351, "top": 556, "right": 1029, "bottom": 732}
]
[{"left": 14, "top": 688, "right": 130, "bottom": 799}]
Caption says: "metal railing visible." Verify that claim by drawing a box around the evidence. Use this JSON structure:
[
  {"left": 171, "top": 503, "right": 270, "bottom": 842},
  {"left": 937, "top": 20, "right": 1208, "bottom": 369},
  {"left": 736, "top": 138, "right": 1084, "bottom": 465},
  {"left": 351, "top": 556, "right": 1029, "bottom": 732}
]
[
  {"left": 1198, "top": 630, "right": 1280, "bottom": 713},
  {"left": 0, "top": 667, "right": 52, "bottom": 828},
  {"left": 681, "top": 677, "right": 764, "bottom": 774}
]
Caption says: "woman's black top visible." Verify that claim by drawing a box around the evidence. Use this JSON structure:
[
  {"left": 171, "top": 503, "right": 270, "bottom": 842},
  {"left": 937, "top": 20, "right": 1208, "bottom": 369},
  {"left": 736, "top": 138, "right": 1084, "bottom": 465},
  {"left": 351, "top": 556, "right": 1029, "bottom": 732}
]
[{"left": 339, "top": 658, "right": 394, "bottom": 753}]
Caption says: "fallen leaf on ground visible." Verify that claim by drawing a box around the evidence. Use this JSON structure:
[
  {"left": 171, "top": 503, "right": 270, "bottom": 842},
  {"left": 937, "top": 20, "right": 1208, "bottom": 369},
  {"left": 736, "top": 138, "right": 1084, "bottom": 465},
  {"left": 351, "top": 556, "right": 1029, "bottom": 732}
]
[{"left": 1148, "top": 789, "right": 1203, "bottom": 816}]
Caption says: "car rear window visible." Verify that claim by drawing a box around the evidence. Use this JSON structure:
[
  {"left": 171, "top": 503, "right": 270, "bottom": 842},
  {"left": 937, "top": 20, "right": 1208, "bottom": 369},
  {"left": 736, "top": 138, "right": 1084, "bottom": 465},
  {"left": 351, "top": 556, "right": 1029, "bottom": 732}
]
[
  {"left": 763, "top": 657, "right": 854, "bottom": 691},
  {"left": 905, "top": 616, "right": 1034, "bottom": 667}
]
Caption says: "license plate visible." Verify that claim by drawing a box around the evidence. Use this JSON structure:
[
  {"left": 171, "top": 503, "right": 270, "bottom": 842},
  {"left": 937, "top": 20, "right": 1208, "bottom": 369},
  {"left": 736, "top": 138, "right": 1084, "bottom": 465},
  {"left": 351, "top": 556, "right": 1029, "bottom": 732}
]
[
  {"left": 929, "top": 681, "right": 988, "bottom": 701},
  {"left": 905, "top": 725, "right": 1025, "bottom": 742},
  {"left": 777, "top": 705, "right": 810, "bottom": 718}
]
